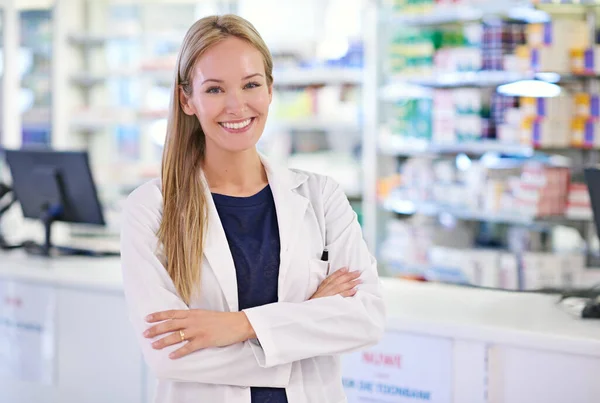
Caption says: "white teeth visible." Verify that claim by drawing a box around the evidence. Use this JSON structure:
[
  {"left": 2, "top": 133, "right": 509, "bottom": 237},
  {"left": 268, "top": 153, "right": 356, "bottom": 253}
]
[{"left": 221, "top": 118, "right": 252, "bottom": 130}]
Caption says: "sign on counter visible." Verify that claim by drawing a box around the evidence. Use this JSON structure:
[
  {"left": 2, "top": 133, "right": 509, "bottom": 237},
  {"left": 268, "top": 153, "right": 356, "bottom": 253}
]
[
  {"left": 0, "top": 280, "right": 56, "bottom": 384},
  {"left": 341, "top": 331, "right": 453, "bottom": 403}
]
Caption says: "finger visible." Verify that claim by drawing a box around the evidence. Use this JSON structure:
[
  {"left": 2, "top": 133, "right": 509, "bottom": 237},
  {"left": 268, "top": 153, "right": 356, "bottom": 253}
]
[
  {"left": 338, "top": 271, "right": 361, "bottom": 284},
  {"left": 332, "top": 279, "right": 362, "bottom": 295},
  {"left": 152, "top": 331, "right": 186, "bottom": 350},
  {"left": 339, "top": 287, "right": 359, "bottom": 298},
  {"left": 146, "top": 310, "right": 188, "bottom": 323},
  {"left": 169, "top": 339, "right": 199, "bottom": 359},
  {"left": 326, "top": 270, "right": 360, "bottom": 288},
  {"left": 144, "top": 319, "right": 185, "bottom": 338},
  {"left": 331, "top": 267, "right": 349, "bottom": 277},
  {"left": 320, "top": 267, "right": 348, "bottom": 286},
  {"left": 346, "top": 279, "right": 362, "bottom": 289}
]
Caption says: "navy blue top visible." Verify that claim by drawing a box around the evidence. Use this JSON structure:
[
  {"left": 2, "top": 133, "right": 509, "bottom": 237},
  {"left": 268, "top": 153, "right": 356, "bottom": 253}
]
[{"left": 212, "top": 185, "right": 288, "bottom": 403}]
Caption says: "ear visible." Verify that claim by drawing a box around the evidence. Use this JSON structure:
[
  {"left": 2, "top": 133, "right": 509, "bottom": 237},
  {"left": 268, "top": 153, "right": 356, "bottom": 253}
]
[
  {"left": 268, "top": 83, "right": 273, "bottom": 104},
  {"left": 179, "top": 85, "right": 196, "bottom": 116}
]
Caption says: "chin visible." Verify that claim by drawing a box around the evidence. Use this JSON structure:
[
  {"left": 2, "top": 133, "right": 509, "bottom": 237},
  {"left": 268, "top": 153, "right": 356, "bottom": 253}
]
[{"left": 222, "top": 139, "right": 260, "bottom": 154}]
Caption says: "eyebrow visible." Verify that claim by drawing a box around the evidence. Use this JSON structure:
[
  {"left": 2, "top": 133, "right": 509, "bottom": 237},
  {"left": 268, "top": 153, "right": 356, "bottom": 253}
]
[{"left": 201, "top": 73, "right": 264, "bottom": 85}]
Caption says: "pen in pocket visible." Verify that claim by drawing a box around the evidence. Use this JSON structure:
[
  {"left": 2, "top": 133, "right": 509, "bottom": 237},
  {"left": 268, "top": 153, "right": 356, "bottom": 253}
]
[{"left": 320, "top": 248, "right": 328, "bottom": 261}]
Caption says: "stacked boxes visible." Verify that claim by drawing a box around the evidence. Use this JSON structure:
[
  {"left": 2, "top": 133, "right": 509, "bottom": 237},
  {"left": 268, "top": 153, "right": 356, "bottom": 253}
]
[
  {"left": 499, "top": 94, "right": 600, "bottom": 149},
  {"left": 434, "top": 46, "right": 482, "bottom": 72},
  {"left": 516, "top": 20, "right": 589, "bottom": 73},
  {"left": 519, "top": 96, "right": 573, "bottom": 148},
  {"left": 565, "top": 183, "right": 593, "bottom": 219},
  {"left": 387, "top": 29, "right": 435, "bottom": 77},
  {"left": 432, "top": 90, "right": 455, "bottom": 143},
  {"left": 572, "top": 93, "right": 600, "bottom": 148},
  {"left": 515, "top": 162, "right": 570, "bottom": 217},
  {"left": 391, "top": 155, "right": 572, "bottom": 218},
  {"left": 482, "top": 21, "right": 526, "bottom": 71},
  {"left": 453, "top": 89, "right": 483, "bottom": 141},
  {"left": 423, "top": 247, "right": 585, "bottom": 290},
  {"left": 569, "top": 44, "right": 600, "bottom": 75},
  {"left": 432, "top": 88, "right": 483, "bottom": 143},
  {"left": 433, "top": 25, "right": 482, "bottom": 72},
  {"left": 388, "top": 98, "right": 433, "bottom": 141}
]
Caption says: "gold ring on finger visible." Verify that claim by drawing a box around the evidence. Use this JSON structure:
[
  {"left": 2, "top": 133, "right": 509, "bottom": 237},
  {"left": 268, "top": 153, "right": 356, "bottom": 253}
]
[{"left": 179, "top": 330, "right": 185, "bottom": 342}]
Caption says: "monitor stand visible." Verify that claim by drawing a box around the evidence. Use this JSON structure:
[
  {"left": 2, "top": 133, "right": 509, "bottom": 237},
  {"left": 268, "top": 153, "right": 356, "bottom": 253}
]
[
  {"left": 22, "top": 209, "right": 119, "bottom": 257},
  {"left": 22, "top": 203, "right": 68, "bottom": 257},
  {"left": 23, "top": 198, "right": 118, "bottom": 258}
]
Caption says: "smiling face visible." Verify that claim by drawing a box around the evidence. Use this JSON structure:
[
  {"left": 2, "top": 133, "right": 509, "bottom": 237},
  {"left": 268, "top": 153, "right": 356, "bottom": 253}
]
[{"left": 179, "top": 36, "right": 273, "bottom": 156}]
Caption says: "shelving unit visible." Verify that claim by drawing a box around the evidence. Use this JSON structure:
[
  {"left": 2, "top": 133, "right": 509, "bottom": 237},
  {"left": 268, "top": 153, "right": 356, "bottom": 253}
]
[
  {"left": 45, "top": 0, "right": 368, "bottom": 212},
  {"left": 271, "top": 118, "right": 361, "bottom": 133},
  {"left": 363, "top": 0, "right": 600, "bottom": 289},
  {"left": 378, "top": 136, "right": 537, "bottom": 156},
  {"left": 383, "top": 197, "right": 591, "bottom": 226},
  {"left": 272, "top": 67, "right": 363, "bottom": 87},
  {"left": 385, "top": 1, "right": 536, "bottom": 26}
]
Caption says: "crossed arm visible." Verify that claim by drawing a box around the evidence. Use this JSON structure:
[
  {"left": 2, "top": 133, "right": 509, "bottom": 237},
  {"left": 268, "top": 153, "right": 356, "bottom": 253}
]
[{"left": 121, "top": 178, "right": 385, "bottom": 386}]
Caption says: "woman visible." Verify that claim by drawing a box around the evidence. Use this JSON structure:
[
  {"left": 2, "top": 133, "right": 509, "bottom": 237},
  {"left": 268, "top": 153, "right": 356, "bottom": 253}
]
[{"left": 121, "top": 14, "right": 385, "bottom": 403}]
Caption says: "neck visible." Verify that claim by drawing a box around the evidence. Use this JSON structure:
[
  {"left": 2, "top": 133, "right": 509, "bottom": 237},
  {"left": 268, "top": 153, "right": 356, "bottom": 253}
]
[{"left": 202, "top": 146, "right": 267, "bottom": 196}]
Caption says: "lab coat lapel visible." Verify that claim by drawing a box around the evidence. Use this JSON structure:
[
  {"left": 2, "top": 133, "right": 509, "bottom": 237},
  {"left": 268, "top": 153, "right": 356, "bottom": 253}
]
[
  {"left": 200, "top": 156, "right": 309, "bottom": 311},
  {"left": 203, "top": 183, "right": 239, "bottom": 312},
  {"left": 260, "top": 156, "right": 309, "bottom": 299}
]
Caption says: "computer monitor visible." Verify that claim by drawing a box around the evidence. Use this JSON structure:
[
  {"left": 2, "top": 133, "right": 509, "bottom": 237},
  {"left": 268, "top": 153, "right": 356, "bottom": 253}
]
[
  {"left": 585, "top": 167, "right": 600, "bottom": 247},
  {"left": 4, "top": 149, "right": 108, "bottom": 257}
]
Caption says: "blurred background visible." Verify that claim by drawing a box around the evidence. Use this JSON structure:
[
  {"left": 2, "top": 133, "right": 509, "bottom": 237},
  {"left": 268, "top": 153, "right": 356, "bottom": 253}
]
[
  {"left": 3, "top": 0, "right": 600, "bottom": 290},
  {"left": 2, "top": 0, "right": 600, "bottom": 402}
]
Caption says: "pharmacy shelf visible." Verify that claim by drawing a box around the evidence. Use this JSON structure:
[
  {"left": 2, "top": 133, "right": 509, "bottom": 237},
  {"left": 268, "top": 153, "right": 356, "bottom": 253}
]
[
  {"left": 71, "top": 114, "right": 358, "bottom": 133},
  {"left": 379, "top": 81, "right": 434, "bottom": 100},
  {"left": 273, "top": 67, "right": 362, "bottom": 86},
  {"left": 271, "top": 118, "right": 360, "bottom": 132},
  {"left": 71, "top": 70, "right": 173, "bottom": 87},
  {"left": 70, "top": 109, "right": 168, "bottom": 131},
  {"left": 68, "top": 32, "right": 184, "bottom": 46},
  {"left": 383, "top": 71, "right": 534, "bottom": 92},
  {"left": 386, "top": 2, "right": 545, "bottom": 26},
  {"left": 383, "top": 198, "right": 590, "bottom": 226},
  {"left": 379, "top": 136, "right": 537, "bottom": 157},
  {"left": 381, "top": 71, "right": 600, "bottom": 99},
  {"left": 72, "top": 68, "right": 362, "bottom": 88}
]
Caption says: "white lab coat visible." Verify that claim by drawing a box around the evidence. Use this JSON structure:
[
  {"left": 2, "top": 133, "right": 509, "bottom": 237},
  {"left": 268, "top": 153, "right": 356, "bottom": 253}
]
[{"left": 120, "top": 155, "right": 386, "bottom": 403}]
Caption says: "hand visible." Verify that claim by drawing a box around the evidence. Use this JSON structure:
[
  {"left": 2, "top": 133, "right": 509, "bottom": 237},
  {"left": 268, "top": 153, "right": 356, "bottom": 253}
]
[
  {"left": 310, "top": 267, "right": 362, "bottom": 300},
  {"left": 143, "top": 309, "right": 255, "bottom": 359}
]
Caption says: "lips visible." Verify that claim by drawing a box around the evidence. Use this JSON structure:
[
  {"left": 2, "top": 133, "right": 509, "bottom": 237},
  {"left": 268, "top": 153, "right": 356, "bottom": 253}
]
[{"left": 219, "top": 118, "right": 254, "bottom": 130}]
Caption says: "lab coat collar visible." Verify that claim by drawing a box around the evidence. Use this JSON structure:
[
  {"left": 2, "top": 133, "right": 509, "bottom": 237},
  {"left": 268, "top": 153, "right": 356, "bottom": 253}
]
[
  {"left": 202, "top": 153, "right": 310, "bottom": 311},
  {"left": 258, "top": 152, "right": 309, "bottom": 190}
]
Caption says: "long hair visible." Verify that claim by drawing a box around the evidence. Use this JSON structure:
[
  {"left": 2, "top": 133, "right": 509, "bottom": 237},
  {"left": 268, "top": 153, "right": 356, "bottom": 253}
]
[{"left": 158, "top": 15, "right": 274, "bottom": 305}]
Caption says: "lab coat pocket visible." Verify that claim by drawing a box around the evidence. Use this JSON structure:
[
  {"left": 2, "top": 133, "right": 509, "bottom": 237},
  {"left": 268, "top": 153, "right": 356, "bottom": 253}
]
[{"left": 306, "top": 258, "right": 329, "bottom": 299}]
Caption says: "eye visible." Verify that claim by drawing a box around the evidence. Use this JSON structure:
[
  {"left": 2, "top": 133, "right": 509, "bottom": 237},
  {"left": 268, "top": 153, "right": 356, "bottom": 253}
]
[
  {"left": 206, "top": 86, "right": 223, "bottom": 94},
  {"left": 244, "top": 81, "right": 261, "bottom": 89}
]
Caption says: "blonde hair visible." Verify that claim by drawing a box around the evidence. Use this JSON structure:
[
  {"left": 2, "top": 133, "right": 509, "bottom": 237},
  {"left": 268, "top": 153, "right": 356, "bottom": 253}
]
[{"left": 158, "top": 15, "right": 274, "bottom": 305}]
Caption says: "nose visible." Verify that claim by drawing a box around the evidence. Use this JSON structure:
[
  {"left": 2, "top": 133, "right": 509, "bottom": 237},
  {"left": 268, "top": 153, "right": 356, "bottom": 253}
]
[{"left": 225, "top": 88, "right": 246, "bottom": 115}]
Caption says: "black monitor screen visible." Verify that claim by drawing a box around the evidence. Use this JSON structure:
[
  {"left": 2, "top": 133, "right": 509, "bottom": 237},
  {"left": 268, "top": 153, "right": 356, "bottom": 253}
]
[{"left": 4, "top": 149, "right": 105, "bottom": 226}]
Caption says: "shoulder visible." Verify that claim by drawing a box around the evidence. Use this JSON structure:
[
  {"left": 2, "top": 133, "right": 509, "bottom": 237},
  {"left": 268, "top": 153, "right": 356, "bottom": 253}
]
[
  {"left": 122, "top": 178, "right": 163, "bottom": 225},
  {"left": 289, "top": 168, "right": 344, "bottom": 201},
  {"left": 125, "top": 177, "right": 162, "bottom": 207}
]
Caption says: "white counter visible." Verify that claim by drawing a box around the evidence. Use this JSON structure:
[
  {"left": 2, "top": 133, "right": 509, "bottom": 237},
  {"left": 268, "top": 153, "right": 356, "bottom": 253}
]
[
  {"left": 0, "top": 252, "right": 122, "bottom": 291},
  {"left": 1, "top": 252, "right": 600, "bottom": 403},
  {"left": 383, "top": 280, "right": 600, "bottom": 358},
  {"left": 2, "top": 252, "right": 598, "bottom": 355}
]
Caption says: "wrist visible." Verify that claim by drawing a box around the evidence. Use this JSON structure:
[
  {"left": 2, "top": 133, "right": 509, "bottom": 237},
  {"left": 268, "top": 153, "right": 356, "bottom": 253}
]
[{"left": 238, "top": 311, "right": 256, "bottom": 341}]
